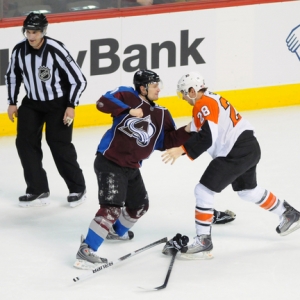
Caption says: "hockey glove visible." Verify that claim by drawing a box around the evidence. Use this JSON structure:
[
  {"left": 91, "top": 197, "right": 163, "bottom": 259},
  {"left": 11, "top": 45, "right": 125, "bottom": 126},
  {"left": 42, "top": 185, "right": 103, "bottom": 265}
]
[
  {"left": 162, "top": 233, "right": 189, "bottom": 256},
  {"left": 213, "top": 209, "right": 236, "bottom": 224}
]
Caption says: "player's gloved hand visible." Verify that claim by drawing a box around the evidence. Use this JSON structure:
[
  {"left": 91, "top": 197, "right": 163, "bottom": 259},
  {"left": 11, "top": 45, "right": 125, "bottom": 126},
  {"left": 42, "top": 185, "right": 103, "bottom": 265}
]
[{"left": 162, "top": 233, "right": 189, "bottom": 256}]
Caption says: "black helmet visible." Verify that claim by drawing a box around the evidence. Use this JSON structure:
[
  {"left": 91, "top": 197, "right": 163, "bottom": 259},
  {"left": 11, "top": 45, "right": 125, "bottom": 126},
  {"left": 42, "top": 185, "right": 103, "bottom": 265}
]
[
  {"left": 23, "top": 12, "right": 48, "bottom": 32},
  {"left": 133, "top": 70, "right": 160, "bottom": 92}
]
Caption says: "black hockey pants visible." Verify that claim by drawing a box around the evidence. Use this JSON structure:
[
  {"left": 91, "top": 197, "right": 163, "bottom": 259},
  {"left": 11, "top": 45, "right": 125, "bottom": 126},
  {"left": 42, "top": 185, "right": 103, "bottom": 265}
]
[{"left": 16, "top": 96, "right": 85, "bottom": 195}]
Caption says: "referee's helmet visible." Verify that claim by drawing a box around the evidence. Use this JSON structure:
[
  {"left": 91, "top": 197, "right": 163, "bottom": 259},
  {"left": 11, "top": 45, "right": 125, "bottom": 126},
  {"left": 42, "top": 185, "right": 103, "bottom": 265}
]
[{"left": 23, "top": 12, "right": 48, "bottom": 34}]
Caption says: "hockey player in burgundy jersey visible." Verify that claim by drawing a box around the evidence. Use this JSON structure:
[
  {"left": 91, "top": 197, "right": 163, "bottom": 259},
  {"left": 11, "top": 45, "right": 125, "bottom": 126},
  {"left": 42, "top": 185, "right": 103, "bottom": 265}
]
[
  {"left": 96, "top": 79, "right": 190, "bottom": 168},
  {"left": 161, "top": 71, "right": 300, "bottom": 259},
  {"left": 73, "top": 70, "right": 191, "bottom": 269}
]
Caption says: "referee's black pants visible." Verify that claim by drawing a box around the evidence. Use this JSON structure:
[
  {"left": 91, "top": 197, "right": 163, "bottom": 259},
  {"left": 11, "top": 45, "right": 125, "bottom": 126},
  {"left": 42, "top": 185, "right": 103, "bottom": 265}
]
[{"left": 16, "top": 96, "right": 86, "bottom": 195}]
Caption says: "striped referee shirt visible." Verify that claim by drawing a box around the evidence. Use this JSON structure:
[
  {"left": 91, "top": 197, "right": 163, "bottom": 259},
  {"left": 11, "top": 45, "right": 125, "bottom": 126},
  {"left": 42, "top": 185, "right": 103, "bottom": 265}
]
[{"left": 5, "top": 36, "right": 87, "bottom": 107}]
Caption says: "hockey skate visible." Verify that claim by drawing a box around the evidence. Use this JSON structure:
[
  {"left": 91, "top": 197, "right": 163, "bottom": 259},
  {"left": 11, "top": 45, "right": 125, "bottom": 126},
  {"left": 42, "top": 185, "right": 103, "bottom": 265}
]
[
  {"left": 180, "top": 234, "right": 214, "bottom": 260},
  {"left": 74, "top": 235, "right": 108, "bottom": 270},
  {"left": 213, "top": 209, "right": 236, "bottom": 224},
  {"left": 19, "top": 192, "right": 50, "bottom": 208},
  {"left": 68, "top": 189, "right": 86, "bottom": 208},
  {"left": 276, "top": 201, "right": 300, "bottom": 236},
  {"left": 106, "top": 226, "right": 134, "bottom": 241}
]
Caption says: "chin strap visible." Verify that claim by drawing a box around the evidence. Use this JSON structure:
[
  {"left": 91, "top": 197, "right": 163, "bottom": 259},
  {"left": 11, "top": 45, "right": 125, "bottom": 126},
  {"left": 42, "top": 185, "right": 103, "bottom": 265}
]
[
  {"left": 141, "top": 84, "right": 156, "bottom": 108},
  {"left": 186, "top": 94, "right": 196, "bottom": 105}
]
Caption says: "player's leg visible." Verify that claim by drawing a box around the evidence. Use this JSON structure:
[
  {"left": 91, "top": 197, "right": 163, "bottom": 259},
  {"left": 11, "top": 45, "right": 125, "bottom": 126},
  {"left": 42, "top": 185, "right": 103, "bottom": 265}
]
[
  {"left": 107, "top": 168, "right": 149, "bottom": 240},
  {"left": 185, "top": 131, "right": 260, "bottom": 257},
  {"left": 232, "top": 133, "right": 300, "bottom": 236},
  {"left": 183, "top": 182, "right": 215, "bottom": 258},
  {"left": 235, "top": 178, "right": 300, "bottom": 236},
  {"left": 74, "top": 153, "right": 127, "bottom": 269}
]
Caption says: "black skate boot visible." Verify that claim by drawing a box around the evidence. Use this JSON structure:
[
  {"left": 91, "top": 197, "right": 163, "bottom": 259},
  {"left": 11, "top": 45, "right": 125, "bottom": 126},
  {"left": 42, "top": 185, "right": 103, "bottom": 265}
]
[
  {"left": 19, "top": 192, "right": 50, "bottom": 207},
  {"left": 68, "top": 189, "right": 86, "bottom": 207}
]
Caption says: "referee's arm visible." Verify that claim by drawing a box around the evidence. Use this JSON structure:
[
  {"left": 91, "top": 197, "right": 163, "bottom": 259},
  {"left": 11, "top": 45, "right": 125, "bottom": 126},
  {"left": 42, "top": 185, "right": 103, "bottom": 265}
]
[
  {"left": 59, "top": 53, "right": 87, "bottom": 108},
  {"left": 5, "top": 47, "right": 23, "bottom": 106}
]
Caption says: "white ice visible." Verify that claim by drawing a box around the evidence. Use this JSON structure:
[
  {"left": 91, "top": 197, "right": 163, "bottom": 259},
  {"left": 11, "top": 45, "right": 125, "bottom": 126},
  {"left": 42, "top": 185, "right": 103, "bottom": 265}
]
[{"left": 1, "top": 106, "right": 300, "bottom": 300}]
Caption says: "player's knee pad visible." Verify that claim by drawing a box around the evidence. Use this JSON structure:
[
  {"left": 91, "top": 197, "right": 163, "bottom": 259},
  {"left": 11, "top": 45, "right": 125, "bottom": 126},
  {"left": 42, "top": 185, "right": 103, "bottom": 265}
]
[
  {"left": 125, "top": 202, "right": 149, "bottom": 220},
  {"left": 112, "top": 204, "right": 149, "bottom": 236},
  {"left": 194, "top": 183, "right": 215, "bottom": 208},
  {"left": 237, "top": 185, "right": 265, "bottom": 203},
  {"left": 94, "top": 205, "right": 121, "bottom": 231}
]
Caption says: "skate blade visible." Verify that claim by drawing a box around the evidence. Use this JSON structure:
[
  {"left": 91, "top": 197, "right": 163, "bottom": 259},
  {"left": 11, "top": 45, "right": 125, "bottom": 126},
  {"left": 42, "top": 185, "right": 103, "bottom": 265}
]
[
  {"left": 19, "top": 198, "right": 50, "bottom": 208},
  {"left": 73, "top": 259, "right": 106, "bottom": 270},
  {"left": 69, "top": 195, "right": 87, "bottom": 208},
  {"left": 179, "top": 251, "right": 214, "bottom": 260},
  {"left": 280, "top": 219, "right": 300, "bottom": 236},
  {"left": 106, "top": 236, "right": 130, "bottom": 241}
]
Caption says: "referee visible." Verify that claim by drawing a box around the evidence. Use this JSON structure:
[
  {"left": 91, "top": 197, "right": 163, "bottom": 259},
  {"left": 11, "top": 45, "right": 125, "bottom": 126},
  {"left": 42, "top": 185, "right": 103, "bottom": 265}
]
[{"left": 5, "top": 12, "right": 87, "bottom": 208}]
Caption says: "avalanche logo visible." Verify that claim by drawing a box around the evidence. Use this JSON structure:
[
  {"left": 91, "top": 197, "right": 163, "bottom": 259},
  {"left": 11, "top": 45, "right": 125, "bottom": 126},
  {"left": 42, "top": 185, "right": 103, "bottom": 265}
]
[
  {"left": 38, "top": 66, "right": 51, "bottom": 81},
  {"left": 119, "top": 115, "right": 156, "bottom": 147}
]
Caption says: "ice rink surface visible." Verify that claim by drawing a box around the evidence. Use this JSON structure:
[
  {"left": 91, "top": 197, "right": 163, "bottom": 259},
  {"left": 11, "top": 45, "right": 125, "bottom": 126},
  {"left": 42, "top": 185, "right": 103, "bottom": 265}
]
[{"left": 1, "top": 106, "right": 300, "bottom": 300}]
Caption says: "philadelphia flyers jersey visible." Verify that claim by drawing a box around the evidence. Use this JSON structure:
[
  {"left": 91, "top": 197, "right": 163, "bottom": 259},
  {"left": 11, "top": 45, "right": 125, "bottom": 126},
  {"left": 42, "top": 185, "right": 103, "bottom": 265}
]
[
  {"left": 96, "top": 86, "right": 190, "bottom": 168},
  {"left": 183, "top": 90, "right": 255, "bottom": 160}
]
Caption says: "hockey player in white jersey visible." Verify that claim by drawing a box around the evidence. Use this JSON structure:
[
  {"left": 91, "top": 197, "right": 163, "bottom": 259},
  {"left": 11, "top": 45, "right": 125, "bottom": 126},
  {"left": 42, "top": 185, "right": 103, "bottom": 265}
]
[{"left": 162, "top": 71, "right": 300, "bottom": 258}]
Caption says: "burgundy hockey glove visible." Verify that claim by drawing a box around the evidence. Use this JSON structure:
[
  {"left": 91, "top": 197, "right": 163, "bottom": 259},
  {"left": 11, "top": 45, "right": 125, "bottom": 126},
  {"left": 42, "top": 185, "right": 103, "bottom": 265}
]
[{"left": 162, "top": 233, "right": 189, "bottom": 256}]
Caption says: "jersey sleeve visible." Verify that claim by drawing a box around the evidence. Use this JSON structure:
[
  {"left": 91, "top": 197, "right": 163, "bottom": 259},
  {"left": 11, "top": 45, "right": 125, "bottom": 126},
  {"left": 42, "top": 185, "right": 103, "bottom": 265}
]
[
  {"left": 182, "top": 121, "right": 213, "bottom": 160},
  {"left": 96, "top": 87, "right": 135, "bottom": 117},
  {"left": 50, "top": 39, "right": 87, "bottom": 107},
  {"left": 5, "top": 46, "right": 23, "bottom": 105},
  {"left": 156, "top": 109, "right": 191, "bottom": 150}
]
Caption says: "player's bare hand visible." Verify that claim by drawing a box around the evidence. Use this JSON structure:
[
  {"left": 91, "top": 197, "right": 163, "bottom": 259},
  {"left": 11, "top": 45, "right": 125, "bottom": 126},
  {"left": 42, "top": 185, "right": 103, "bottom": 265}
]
[
  {"left": 63, "top": 107, "right": 75, "bottom": 126},
  {"left": 129, "top": 108, "right": 143, "bottom": 118},
  {"left": 162, "top": 147, "right": 185, "bottom": 165},
  {"left": 7, "top": 105, "right": 18, "bottom": 122}
]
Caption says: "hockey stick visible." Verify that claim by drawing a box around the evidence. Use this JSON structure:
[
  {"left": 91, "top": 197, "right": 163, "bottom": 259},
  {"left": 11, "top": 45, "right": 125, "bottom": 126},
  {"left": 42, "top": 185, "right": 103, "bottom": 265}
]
[
  {"left": 73, "top": 237, "right": 167, "bottom": 283},
  {"left": 138, "top": 249, "right": 178, "bottom": 291}
]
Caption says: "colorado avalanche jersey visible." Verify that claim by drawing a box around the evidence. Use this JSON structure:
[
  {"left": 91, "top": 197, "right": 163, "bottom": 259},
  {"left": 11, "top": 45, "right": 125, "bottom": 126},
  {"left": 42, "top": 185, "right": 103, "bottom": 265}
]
[{"left": 96, "top": 86, "right": 190, "bottom": 168}]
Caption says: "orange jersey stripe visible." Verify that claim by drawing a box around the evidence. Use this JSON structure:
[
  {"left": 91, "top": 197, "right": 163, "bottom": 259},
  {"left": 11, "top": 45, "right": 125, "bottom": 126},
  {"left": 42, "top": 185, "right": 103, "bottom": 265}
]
[
  {"left": 195, "top": 210, "right": 213, "bottom": 223},
  {"left": 260, "top": 192, "right": 277, "bottom": 210}
]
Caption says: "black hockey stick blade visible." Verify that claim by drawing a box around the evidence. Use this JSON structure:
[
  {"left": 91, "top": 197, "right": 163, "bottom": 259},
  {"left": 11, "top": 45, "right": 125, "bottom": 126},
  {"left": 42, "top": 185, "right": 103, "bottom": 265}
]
[
  {"left": 139, "top": 250, "right": 178, "bottom": 291},
  {"left": 73, "top": 237, "right": 168, "bottom": 283}
]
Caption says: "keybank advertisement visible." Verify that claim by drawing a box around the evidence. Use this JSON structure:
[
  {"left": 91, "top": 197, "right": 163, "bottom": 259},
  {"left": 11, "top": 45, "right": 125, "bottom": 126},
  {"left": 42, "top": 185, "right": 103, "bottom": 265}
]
[{"left": 0, "top": 0, "right": 299, "bottom": 115}]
